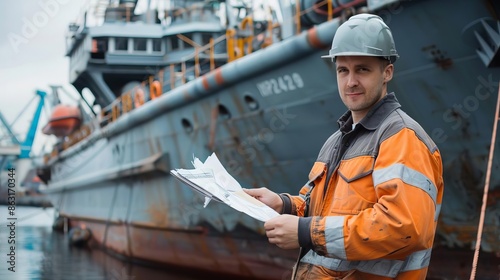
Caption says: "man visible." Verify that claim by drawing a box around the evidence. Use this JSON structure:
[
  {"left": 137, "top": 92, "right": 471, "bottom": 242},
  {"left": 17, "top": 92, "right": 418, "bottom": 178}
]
[{"left": 244, "top": 14, "right": 444, "bottom": 279}]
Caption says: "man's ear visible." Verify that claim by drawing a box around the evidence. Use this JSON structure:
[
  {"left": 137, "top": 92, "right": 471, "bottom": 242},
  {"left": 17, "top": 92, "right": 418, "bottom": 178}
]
[{"left": 384, "top": 63, "right": 394, "bottom": 83}]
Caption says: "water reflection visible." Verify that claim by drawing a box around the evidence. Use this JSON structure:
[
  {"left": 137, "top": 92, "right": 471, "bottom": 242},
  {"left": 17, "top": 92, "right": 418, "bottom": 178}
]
[
  {"left": 0, "top": 206, "right": 204, "bottom": 280},
  {"left": 1, "top": 206, "right": 499, "bottom": 279}
]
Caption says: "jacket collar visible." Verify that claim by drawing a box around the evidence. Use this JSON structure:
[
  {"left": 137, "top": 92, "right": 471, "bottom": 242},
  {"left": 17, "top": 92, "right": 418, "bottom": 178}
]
[{"left": 337, "top": 92, "right": 401, "bottom": 132}]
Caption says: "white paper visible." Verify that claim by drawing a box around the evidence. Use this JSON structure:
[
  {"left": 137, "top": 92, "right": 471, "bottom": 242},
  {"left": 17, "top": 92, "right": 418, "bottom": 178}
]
[{"left": 171, "top": 153, "right": 279, "bottom": 222}]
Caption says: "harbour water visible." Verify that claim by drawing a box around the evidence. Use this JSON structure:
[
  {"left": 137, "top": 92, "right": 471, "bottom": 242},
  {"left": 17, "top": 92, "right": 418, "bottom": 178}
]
[{"left": 0, "top": 206, "right": 209, "bottom": 280}]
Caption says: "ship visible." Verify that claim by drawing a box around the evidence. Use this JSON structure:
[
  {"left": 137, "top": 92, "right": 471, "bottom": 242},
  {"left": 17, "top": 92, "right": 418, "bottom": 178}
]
[{"left": 38, "top": 0, "right": 500, "bottom": 279}]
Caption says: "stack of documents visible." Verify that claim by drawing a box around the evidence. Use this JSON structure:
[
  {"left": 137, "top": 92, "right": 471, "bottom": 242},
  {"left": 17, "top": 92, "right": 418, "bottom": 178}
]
[{"left": 170, "top": 153, "right": 279, "bottom": 222}]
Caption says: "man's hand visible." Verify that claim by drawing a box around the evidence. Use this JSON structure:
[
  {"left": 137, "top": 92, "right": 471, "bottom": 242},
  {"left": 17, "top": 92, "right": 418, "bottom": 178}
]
[
  {"left": 264, "top": 214, "right": 300, "bottom": 249},
  {"left": 243, "top": 187, "right": 283, "bottom": 213}
]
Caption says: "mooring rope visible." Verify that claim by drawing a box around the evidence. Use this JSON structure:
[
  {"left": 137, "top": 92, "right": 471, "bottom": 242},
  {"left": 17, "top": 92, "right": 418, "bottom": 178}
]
[{"left": 469, "top": 83, "right": 500, "bottom": 280}]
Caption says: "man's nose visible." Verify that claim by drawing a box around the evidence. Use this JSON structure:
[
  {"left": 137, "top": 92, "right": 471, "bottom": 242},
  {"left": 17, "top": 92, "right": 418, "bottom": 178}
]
[{"left": 347, "top": 73, "right": 359, "bottom": 87}]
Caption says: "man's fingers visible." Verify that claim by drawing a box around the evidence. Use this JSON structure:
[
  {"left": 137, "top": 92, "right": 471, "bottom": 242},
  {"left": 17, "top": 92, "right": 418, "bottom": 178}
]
[
  {"left": 242, "top": 188, "right": 263, "bottom": 197},
  {"left": 242, "top": 188, "right": 254, "bottom": 195},
  {"left": 267, "top": 236, "right": 278, "bottom": 244},
  {"left": 264, "top": 222, "right": 274, "bottom": 232}
]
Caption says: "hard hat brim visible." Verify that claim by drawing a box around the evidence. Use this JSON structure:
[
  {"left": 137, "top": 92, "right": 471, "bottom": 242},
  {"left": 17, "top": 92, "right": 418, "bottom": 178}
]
[
  {"left": 321, "top": 52, "right": 394, "bottom": 59},
  {"left": 321, "top": 52, "right": 399, "bottom": 63}
]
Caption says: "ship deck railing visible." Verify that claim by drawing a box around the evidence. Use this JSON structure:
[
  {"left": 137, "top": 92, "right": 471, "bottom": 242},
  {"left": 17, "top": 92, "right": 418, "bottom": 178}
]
[{"left": 46, "top": 0, "right": 367, "bottom": 160}]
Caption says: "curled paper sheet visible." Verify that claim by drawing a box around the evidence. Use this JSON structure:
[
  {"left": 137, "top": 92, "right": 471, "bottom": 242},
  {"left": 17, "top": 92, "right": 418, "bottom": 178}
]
[{"left": 170, "top": 153, "right": 279, "bottom": 222}]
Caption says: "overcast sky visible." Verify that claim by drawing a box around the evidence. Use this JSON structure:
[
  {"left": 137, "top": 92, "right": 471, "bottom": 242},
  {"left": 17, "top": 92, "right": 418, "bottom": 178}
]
[
  {"left": 0, "top": 0, "right": 168, "bottom": 157},
  {"left": 0, "top": 0, "right": 89, "bottom": 156}
]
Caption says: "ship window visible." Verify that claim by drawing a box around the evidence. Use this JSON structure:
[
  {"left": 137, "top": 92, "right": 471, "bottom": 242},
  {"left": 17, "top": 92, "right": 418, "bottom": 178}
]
[
  {"left": 115, "top": 37, "right": 128, "bottom": 51},
  {"left": 171, "top": 37, "right": 179, "bottom": 50},
  {"left": 184, "top": 33, "right": 194, "bottom": 46},
  {"left": 91, "top": 38, "right": 108, "bottom": 59},
  {"left": 218, "top": 104, "right": 231, "bottom": 120},
  {"left": 202, "top": 33, "right": 212, "bottom": 45},
  {"left": 134, "top": 38, "right": 147, "bottom": 51},
  {"left": 181, "top": 118, "right": 193, "bottom": 133},
  {"left": 244, "top": 95, "right": 259, "bottom": 111},
  {"left": 152, "top": 39, "right": 162, "bottom": 52}
]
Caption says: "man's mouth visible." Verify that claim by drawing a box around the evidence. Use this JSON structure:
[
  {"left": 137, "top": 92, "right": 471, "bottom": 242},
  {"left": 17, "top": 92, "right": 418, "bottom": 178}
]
[{"left": 346, "top": 92, "right": 363, "bottom": 96}]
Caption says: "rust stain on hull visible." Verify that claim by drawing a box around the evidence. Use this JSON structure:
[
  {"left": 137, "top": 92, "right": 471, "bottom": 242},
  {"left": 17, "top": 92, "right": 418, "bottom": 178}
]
[{"left": 65, "top": 216, "right": 297, "bottom": 279}]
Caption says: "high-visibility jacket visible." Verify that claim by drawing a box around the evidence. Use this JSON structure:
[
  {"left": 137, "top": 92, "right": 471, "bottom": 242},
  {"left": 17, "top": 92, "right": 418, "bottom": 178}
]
[{"left": 280, "top": 93, "right": 444, "bottom": 279}]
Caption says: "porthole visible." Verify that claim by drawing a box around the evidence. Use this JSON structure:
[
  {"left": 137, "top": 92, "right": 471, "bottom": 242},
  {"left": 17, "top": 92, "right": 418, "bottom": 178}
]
[
  {"left": 218, "top": 104, "right": 231, "bottom": 120},
  {"left": 244, "top": 95, "right": 259, "bottom": 111},
  {"left": 181, "top": 118, "right": 193, "bottom": 133}
]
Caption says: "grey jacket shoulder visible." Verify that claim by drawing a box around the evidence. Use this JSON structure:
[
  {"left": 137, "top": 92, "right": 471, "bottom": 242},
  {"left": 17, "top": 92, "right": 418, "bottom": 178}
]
[
  {"left": 314, "top": 107, "right": 439, "bottom": 164},
  {"left": 380, "top": 108, "right": 439, "bottom": 154},
  {"left": 317, "top": 130, "right": 341, "bottom": 163}
]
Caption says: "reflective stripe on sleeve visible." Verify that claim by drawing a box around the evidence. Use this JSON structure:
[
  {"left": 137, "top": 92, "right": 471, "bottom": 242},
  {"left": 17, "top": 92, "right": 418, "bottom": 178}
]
[
  {"left": 373, "top": 163, "right": 437, "bottom": 204},
  {"left": 324, "top": 216, "right": 346, "bottom": 259},
  {"left": 400, "top": 248, "right": 432, "bottom": 272},
  {"left": 435, "top": 203, "right": 441, "bottom": 222}
]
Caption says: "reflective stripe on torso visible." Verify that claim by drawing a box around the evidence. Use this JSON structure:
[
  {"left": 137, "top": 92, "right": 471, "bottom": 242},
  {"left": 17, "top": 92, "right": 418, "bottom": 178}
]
[{"left": 300, "top": 248, "right": 432, "bottom": 277}]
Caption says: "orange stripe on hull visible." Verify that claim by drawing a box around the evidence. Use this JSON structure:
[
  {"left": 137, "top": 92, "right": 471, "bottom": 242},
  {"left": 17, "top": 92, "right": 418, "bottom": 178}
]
[
  {"left": 307, "top": 27, "right": 326, "bottom": 49},
  {"left": 214, "top": 68, "right": 224, "bottom": 85},
  {"left": 202, "top": 75, "right": 210, "bottom": 90}
]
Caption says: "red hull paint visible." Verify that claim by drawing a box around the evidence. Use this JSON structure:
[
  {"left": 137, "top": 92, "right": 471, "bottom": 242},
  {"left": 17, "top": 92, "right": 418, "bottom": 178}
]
[{"left": 68, "top": 218, "right": 298, "bottom": 279}]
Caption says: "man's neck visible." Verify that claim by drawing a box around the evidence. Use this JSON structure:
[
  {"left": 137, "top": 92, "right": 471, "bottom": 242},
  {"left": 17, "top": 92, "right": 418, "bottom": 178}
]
[{"left": 351, "top": 111, "right": 366, "bottom": 124}]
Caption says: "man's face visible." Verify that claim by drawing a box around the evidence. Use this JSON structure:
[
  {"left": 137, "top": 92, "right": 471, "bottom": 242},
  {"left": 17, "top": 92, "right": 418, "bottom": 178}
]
[{"left": 335, "top": 56, "right": 393, "bottom": 120}]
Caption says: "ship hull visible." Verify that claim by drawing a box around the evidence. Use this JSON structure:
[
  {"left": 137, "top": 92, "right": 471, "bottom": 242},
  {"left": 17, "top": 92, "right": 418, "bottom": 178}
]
[
  {"left": 43, "top": 50, "right": 334, "bottom": 278},
  {"left": 60, "top": 215, "right": 296, "bottom": 279}
]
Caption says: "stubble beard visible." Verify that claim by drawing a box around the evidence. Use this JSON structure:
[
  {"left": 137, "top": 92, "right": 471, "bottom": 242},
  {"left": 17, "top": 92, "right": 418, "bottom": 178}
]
[{"left": 345, "top": 86, "right": 385, "bottom": 114}]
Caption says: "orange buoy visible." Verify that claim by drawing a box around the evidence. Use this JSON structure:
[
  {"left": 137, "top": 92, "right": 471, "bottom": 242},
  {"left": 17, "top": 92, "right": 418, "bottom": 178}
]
[
  {"left": 149, "top": 80, "right": 162, "bottom": 100},
  {"left": 134, "top": 87, "right": 145, "bottom": 108}
]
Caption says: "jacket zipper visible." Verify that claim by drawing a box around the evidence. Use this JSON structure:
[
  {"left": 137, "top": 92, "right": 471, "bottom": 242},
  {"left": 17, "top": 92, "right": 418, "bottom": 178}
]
[{"left": 318, "top": 129, "right": 356, "bottom": 213}]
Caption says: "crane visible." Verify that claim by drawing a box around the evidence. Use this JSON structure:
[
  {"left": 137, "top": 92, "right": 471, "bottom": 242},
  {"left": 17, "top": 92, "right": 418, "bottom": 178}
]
[
  {"left": 0, "top": 90, "right": 46, "bottom": 158},
  {"left": 19, "top": 90, "right": 46, "bottom": 159},
  {"left": 0, "top": 90, "right": 47, "bottom": 186}
]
